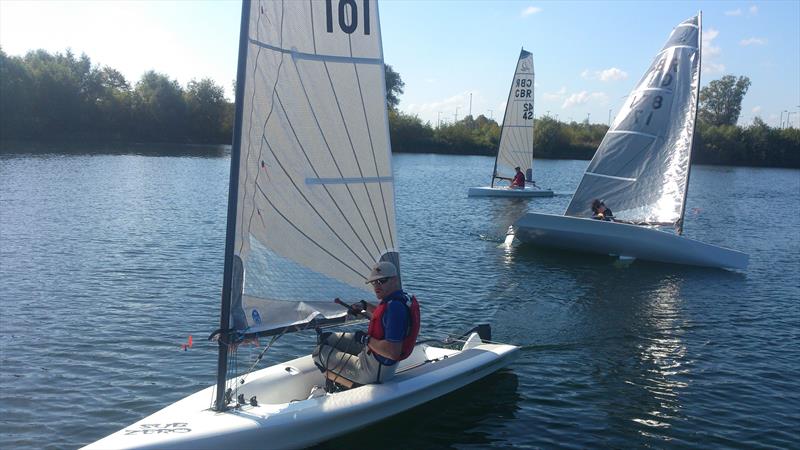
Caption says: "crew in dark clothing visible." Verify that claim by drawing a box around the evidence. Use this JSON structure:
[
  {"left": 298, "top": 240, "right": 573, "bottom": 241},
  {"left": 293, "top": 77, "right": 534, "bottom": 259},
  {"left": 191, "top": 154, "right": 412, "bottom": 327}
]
[{"left": 591, "top": 199, "right": 614, "bottom": 221}]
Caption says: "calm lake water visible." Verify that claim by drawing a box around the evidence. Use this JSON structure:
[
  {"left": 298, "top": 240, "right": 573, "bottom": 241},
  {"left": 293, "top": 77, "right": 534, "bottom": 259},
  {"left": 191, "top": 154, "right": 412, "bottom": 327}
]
[{"left": 1, "top": 149, "right": 798, "bottom": 449}]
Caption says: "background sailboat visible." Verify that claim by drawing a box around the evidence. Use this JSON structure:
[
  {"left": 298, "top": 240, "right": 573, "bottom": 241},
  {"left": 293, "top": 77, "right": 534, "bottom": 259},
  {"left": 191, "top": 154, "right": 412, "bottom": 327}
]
[
  {"left": 510, "top": 13, "right": 748, "bottom": 269},
  {"left": 85, "top": 1, "right": 518, "bottom": 448},
  {"left": 468, "top": 49, "right": 553, "bottom": 197}
]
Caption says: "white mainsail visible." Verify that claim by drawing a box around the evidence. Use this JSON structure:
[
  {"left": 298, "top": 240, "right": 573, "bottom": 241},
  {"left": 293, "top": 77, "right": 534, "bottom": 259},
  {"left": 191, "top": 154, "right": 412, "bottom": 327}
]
[
  {"left": 229, "top": 0, "right": 398, "bottom": 336},
  {"left": 565, "top": 14, "right": 701, "bottom": 228},
  {"left": 492, "top": 49, "right": 535, "bottom": 186}
]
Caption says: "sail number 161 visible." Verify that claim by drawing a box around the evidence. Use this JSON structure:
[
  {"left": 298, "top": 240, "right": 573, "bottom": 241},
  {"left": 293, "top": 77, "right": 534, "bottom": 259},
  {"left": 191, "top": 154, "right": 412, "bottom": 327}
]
[{"left": 326, "top": 0, "right": 370, "bottom": 35}]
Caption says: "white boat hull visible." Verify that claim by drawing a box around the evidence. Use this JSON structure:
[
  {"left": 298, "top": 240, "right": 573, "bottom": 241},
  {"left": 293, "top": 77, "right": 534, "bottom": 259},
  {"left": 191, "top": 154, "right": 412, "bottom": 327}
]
[
  {"left": 468, "top": 186, "right": 554, "bottom": 197},
  {"left": 83, "top": 336, "right": 519, "bottom": 450},
  {"left": 511, "top": 213, "right": 748, "bottom": 269}
]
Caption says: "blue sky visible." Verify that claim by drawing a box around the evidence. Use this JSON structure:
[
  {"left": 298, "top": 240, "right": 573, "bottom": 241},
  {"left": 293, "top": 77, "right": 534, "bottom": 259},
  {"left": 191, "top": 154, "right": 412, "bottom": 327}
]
[{"left": 1, "top": 1, "right": 798, "bottom": 128}]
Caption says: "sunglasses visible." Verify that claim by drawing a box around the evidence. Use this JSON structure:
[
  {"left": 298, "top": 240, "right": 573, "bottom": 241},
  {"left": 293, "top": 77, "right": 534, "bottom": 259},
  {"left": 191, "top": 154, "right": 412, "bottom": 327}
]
[{"left": 369, "top": 277, "right": 392, "bottom": 286}]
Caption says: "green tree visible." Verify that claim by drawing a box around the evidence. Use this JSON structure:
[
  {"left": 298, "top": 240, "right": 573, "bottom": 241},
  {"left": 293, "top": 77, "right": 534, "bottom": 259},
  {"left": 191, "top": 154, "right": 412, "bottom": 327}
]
[
  {"left": 0, "top": 48, "right": 34, "bottom": 139},
  {"left": 185, "top": 78, "right": 228, "bottom": 143},
  {"left": 388, "top": 110, "right": 434, "bottom": 152},
  {"left": 93, "top": 67, "right": 133, "bottom": 139},
  {"left": 384, "top": 64, "right": 404, "bottom": 110},
  {"left": 699, "top": 75, "right": 751, "bottom": 126},
  {"left": 132, "top": 71, "right": 187, "bottom": 141}
]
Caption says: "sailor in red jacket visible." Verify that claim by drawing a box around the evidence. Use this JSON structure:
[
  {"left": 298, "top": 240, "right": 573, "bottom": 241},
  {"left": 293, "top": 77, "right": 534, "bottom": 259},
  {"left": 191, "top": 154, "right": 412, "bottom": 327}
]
[
  {"left": 313, "top": 261, "right": 420, "bottom": 388},
  {"left": 510, "top": 166, "right": 526, "bottom": 188}
]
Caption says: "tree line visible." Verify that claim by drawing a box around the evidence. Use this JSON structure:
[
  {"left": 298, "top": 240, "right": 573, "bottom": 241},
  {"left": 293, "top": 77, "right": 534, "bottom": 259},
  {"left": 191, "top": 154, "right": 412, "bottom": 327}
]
[
  {"left": 1, "top": 49, "right": 797, "bottom": 168},
  {"left": 389, "top": 74, "right": 799, "bottom": 168}
]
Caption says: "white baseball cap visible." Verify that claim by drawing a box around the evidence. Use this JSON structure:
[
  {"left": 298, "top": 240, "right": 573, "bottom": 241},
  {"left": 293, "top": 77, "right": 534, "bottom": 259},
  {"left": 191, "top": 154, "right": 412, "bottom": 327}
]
[{"left": 365, "top": 261, "right": 398, "bottom": 283}]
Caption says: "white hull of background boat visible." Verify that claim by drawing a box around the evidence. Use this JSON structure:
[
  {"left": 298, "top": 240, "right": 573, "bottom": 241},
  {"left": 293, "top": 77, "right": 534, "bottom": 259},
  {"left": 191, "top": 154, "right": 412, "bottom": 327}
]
[
  {"left": 511, "top": 213, "right": 748, "bottom": 269},
  {"left": 468, "top": 186, "right": 554, "bottom": 198},
  {"left": 83, "top": 335, "right": 518, "bottom": 450}
]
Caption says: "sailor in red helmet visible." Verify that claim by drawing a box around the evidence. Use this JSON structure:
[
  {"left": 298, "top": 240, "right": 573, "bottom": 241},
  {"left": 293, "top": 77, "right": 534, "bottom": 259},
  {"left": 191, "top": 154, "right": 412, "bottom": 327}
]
[{"left": 313, "top": 261, "right": 420, "bottom": 387}]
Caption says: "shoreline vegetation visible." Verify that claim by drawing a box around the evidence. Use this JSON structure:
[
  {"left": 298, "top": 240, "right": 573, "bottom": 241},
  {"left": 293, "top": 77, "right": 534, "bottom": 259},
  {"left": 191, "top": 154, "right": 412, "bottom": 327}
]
[{"left": 2, "top": 49, "right": 798, "bottom": 168}]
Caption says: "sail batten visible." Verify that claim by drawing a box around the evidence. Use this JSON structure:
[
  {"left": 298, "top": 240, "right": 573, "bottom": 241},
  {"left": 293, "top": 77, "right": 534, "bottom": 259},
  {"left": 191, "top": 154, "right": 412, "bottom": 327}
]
[
  {"left": 607, "top": 130, "right": 659, "bottom": 138},
  {"left": 228, "top": 0, "right": 398, "bottom": 336},
  {"left": 586, "top": 172, "right": 637, "bottom": 182},
  {"left": 566, "top": 14, "right": 701, "bottom": 226},
  {"left": 249, "top": 38, "right": 385, "bottom": 64}
]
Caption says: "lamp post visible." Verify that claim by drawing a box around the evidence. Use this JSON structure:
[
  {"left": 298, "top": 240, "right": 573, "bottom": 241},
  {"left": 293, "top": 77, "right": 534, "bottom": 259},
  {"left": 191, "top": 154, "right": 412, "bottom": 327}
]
[
  {"left": 454, "top": 107, "right": 460, "bottom": 123},
  {"left": 487, "top": 109, "right": 494, "bottom": 120},
  {"left": 783, "top": 110, "right": 789, "bottom": 128},
  {"left": 437, "top": 111, "right": 442, "bottom": 128}
]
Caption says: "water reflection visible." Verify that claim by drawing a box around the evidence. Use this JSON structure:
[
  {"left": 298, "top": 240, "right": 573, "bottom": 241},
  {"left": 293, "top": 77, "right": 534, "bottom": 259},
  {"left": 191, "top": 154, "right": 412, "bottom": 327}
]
[
  {"left": 0, "top": 141, "right": 230, "bottom": 158},
  {"left": 496, "top": 246, "right": 748, "bottom": 445},
  {"left": 315, "top": 371, "right": 521, "bottom": 449},
  {"left": 477, "top": 197, "right": 531, "bottom": 242}
]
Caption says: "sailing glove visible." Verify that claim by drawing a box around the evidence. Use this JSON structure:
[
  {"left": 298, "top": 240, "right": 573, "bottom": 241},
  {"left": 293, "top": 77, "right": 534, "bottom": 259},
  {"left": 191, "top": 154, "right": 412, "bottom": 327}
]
[{"left": 354, "top": 330, "right": 370, "bottom": 345}]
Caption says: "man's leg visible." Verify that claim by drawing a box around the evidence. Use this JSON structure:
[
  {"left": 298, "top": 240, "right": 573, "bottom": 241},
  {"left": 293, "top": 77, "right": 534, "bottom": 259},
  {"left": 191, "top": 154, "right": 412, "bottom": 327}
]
[
  {"left": 350, "top": 351, "right": 397, "bottom": 385},
  {"left": 312, "top": 332, "right": 364, "bottom": 378}
]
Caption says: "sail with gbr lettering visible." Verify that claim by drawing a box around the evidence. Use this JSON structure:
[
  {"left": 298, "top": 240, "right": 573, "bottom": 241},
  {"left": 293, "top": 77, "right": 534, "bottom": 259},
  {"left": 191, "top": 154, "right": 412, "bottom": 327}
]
[
  {"left": 492, "top": 49, "right": 535, "bottom": 186},
  {"left": 230, "top": 0, "right": 399, "bottom": 336},
  {"left": 565, "top": 14, "right": 701, "bottom": 230}
]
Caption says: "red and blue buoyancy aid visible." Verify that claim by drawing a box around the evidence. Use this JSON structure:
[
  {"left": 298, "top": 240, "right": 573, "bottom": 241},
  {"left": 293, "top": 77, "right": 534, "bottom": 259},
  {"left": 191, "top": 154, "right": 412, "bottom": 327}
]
[{"left": 367, "top": 293, "right": 420, "bottom": 361}]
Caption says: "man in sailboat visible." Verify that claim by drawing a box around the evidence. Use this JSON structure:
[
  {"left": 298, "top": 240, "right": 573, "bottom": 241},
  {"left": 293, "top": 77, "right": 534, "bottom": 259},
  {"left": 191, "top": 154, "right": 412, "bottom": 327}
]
[
  {"left": 510, "top": 166, "right": 526, "bottom": 189},
  {"left": 312, "top": 261, "right": 420, "bottom": 389},
  {"left": 591, "top": 199, "right": 614, "bottom": 221}
]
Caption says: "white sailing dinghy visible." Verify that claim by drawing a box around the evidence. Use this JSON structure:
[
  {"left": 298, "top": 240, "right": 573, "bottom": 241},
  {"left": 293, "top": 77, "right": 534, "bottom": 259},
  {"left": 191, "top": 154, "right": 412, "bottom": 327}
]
[
  {"left": 84, "top": 1, "right": 518, "bottom": 449},
  {"left": 468, "top": 49, "right": 553, "bottom": 198},
  {"left": 510, "top": 13, "right": 748, "bottom": 270}
]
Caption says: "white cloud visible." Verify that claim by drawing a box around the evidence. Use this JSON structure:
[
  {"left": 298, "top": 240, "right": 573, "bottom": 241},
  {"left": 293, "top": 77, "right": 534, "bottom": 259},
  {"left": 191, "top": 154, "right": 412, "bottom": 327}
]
[
  {"left": 599, "top": 68, "right": 628, "bottom": 81},
  {"left": 751, "top": 106, "right": 762, "bottom": 114},
  {"left": 406, "top": 91, "right": 482, "bottom": 123},
  {"left": 726, "top": 6, "right": 757, "bottom": 16},
  {"left": 740, "top": 37, "right": 767, "bottom": 46},
  {"left": 582, "top": 68, "right": 628, "bottom": 82},
  {"left": 704, "top": 61, "right": 726, "bottom": 74},
  {"left": 703, "top": 28, "right": 721, "bottom": 58},
  {"left": 521, "top": 6, "right": 542, "bottom": 17},
  {"left": 543, "top": 86, "right": 567, "bottom": 101},
  {"left": 562, "top": 91, "right": 608, "bottom": 109},
  {"left": 496, "top": 101, "right": 507, "bottom": 119},
  {"left": 702, "top": 28, "right": 725, "bottom": 75}
]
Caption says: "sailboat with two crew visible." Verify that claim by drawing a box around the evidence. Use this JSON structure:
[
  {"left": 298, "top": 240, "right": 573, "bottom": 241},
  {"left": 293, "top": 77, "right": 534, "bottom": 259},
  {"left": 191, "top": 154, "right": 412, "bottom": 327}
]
[
  {"left": 468, "top": 49, "right": 553, "bottom": 197},
  {"left": 509, "top": 13, "right": 748, "bottom": 270},
  {"left": 85, "top": 1, "right": 518, "bottom": 449}
]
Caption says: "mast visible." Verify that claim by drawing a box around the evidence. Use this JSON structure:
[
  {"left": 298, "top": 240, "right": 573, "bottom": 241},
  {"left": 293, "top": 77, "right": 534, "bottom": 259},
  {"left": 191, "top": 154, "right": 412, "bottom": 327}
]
[
  {"left": 528, "top": 56, "right": 536, "bottom": 182},
  {"left": 214, "top": 0, "right": 251, "bottom": 412},
  {"left": 677, "top": 11, "right": 702, "bottom": 236}
]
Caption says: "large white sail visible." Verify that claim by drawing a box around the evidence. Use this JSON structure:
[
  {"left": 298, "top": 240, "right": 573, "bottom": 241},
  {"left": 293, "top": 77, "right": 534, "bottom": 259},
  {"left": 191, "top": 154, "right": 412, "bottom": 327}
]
[
  {"left": 230, "top": 0, "right": 397, "bottom": 336},
  {"left": 493, "top": 49, "right": 535, "bottom": 186},
  {"left": 565, "top": 14, "right": 701, "bottom": 228}
]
